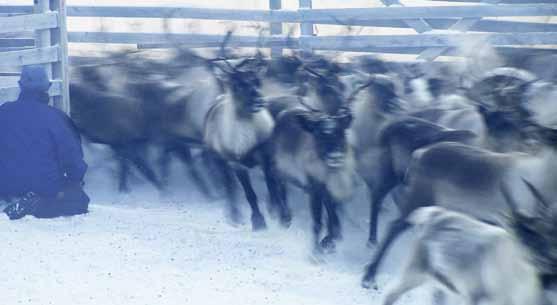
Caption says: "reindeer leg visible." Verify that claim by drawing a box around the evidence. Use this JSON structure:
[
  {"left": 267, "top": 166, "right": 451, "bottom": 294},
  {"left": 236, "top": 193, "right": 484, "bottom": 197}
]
[
  {"left": 368, "top": 151, "right": 397, "bottom": 247},
  {"left": 362, "top": 218, "right": 411, "bottom": 289},
  {"left": 235, "top": 168, "right": 266, "bottom": 231},
  {"left": 116, "top": 152, "right": 132, "bottom": 193},
  {"left": 175, "top": 146, "right": 214, "bottom": 199},
  {"left": 382, "top": 273, "right": 426, "bottom": 305},
  {"left": 261, "top": 154, "right": 292, "bottom": 228},
  {"left": 383, "top": 241, "right": 433, "bottom": 305},
  {"left": 157, "top": 145, "right": 172, "bottom": 189},
  {"left": 128, "top": 146, "right": 163, "bottom": 190},
  {"left": 320, "top": 191, "right": 342, "bottom": 253},
  {"left": 211, "top": 154, "right": 241, "bottom": 225},
  {"left": 368, "top": 178, "right": 396, "bottom": 247},
  {"left": 309, "top": 181, "right": 325, "bottom": 255}
]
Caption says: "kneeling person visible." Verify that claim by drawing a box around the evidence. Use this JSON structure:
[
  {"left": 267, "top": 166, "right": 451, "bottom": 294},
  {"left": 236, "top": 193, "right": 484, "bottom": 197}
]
[{"left": 0, "top": 65, "right": 89, "bottom": 220}]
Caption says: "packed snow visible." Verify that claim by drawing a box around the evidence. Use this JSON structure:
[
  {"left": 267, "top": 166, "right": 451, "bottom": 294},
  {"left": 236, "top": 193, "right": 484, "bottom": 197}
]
[{"left": 0, "top": 143, "right": 438, "bottom": 305}]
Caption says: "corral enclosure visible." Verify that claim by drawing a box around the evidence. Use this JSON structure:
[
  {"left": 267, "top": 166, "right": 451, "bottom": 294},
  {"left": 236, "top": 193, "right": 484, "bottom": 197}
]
[
  {"left": 1, "top": 1, "right": 557, "bottom": 305},
  {"left": 1, "top": 0, "right": 557, "bottom": 107}
]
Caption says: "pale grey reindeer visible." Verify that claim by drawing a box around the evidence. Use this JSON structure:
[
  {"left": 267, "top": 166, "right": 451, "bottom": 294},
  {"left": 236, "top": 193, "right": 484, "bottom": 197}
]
[
  {"left": 346, "top": 72, "right": 478, "bottom": 246},
  {"left": 269, "top": 59, "right": 359, "bottom": 254},
  {"left": 270, "top": 104, "right": 358, "bottom": 254},
  {"left": 202, "top": 64, "right": 282, "bottom": 230},
  {"left": 381, "top": 206, "right": 544, "bottom": 305},
  {"left": 362, "top": 131, "right": 557, "bottom": 289}
]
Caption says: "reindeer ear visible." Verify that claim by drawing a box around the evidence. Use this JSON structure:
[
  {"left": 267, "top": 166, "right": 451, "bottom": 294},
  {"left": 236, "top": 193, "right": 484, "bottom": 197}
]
[{"left": 295, "top": 112, "right": 318, "bottom": 133}]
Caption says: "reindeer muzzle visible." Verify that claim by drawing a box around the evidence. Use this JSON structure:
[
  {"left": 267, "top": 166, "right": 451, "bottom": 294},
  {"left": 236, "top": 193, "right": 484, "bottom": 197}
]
[
  {"left": 250, "top": 98, "right": 265, "bottom": 113},
  {"left": 325, "top": 151, "right": 346, "bottom": 168}
]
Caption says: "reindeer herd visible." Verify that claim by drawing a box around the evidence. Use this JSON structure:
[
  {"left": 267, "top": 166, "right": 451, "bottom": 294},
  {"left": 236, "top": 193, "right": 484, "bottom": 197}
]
[{"left": 68, "top": 45, "right": 557, "bottom": 305}]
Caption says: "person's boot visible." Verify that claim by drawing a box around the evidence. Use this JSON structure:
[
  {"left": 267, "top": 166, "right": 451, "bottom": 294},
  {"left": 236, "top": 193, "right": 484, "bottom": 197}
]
[{"left": 3, "top": 192, "right": 40, "bottom": 220}]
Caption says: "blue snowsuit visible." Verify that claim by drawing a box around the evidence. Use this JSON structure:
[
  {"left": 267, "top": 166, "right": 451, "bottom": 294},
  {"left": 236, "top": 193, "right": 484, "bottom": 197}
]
[{"left": 0, "top": 90, "right": 89, "bottom": 217}]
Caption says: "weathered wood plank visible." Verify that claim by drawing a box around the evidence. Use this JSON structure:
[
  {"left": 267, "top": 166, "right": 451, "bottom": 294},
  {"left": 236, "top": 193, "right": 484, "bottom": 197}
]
[
  {"left": 0, "top": 79, "right": 62, "bottom": 103},
  {"left": 0, "top": 47, "right": 34, "bottom": 52},
  {"left": 0, "top": 46, "right": 58, "bottom": 67},
  {"left": 80, "top": 32, "right": 557, "bottom": 48},
  {"left": 303, "top": 32, "right": 557, "bottom": 49},
  {"left": 3, "top": 5, "right": 556, "bottom": 32},
  {"left": 298, "top": 0, "right": 314, "bottom": 55},
  {"left": 0, "top": 38, "right": 34, "bottom": 48},
  {"left": 300, "top": 5, "right": 557, "bottom": 23},
  {"left": 269, "top": 0, "right": 282, "bottom": 58},
  {"left": 0, "top": 6, "right": 33, "bottom": 14},
  {"left": 70, "top": 32, "right": 298, "bottom": 47},
  {"left": 429, "top": 0, "right": 555, "bottom": 3},
  {"left": 418, "top": 17, "right": 481, "bottom": 61},
  {"left": 50, "top": 0, "right": 70, "bottom": 114},
  {"left": 34, "top": 0, "right": 54, "bottom": 106},
  {"left": 137, "top": 44, "right": 557, "bottom": 57},
  {"left": 67, "top": 5, "right": 298, "bottom": 22},
  {"left": 63, "top": 5, "right": 557, "bottom": 21},
  {"left": 0, "top": 12, "right": 58, "bottom": 34}
]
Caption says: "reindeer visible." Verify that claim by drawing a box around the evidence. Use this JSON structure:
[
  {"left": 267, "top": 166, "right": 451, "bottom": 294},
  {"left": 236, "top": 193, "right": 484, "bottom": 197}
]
[
  {"left": 363, "top": 116, "right": 477, "bottom": 245},
  {"left": 69, "top": 82, "right": 163, "bottom": 192},
  {"left": 70, "top": 51, "right": 215, "bottom": 194},
  {"left": 268, "top": 60, "right": 361, "bottom": 253},
  {"left": 361, "top": 129, "right": 557, "bottom": 289},
  {"left": 270, "top": 105, "right": 357, "bottom": 254},
  {"left": 381, "top": 206, "right": 545, "bottom": 305}
]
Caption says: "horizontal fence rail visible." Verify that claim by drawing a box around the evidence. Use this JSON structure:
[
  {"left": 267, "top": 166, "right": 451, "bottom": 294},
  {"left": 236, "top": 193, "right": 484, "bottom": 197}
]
[
  {"left": 69, "top": 31, "right": 557, "bottom": 49},
  {"left": 0, "top": 0, "right": 69, "bottom": 112},
  {"left": 0, "top": 12, "right": 58, "bottom": 34},
  {"left": 0, "top": 80, "right": 62, "bottom": 102},
  {"left": 0, "top": 5, "right": 556, "bottom": 30},
  {"left": 65, "top": 5, "right": 557, "bottom": 21},
  {"left": 429, "top": 0, "right": 555, "bottom": 3},
  {"left": 0, "top": 38, "right": 34, "bottom": 48},
  {"left": 0, "top": 46, "right": 59, "bottom": 67},
  {"left": 1, "top": 2, "right": 556, "bottom": 63}
]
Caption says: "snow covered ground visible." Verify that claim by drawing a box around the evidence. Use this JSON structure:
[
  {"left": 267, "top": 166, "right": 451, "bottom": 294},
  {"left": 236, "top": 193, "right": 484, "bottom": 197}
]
[{"left": 0, "top": 144, "right": 437, "bottom": 305}]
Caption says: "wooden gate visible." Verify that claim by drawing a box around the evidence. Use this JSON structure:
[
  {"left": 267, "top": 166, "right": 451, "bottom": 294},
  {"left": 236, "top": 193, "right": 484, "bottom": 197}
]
[{"left": 0, "top": 0, "right": 69, "bottom": 113}]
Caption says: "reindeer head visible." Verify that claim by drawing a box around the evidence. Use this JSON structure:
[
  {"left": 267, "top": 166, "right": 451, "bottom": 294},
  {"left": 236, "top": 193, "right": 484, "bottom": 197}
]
[
  {"left": 227, "top": 69, "right": 265, "bottom": 114},
  {"left": 295, "top": 107, "right": 353, "bottom": 169}
]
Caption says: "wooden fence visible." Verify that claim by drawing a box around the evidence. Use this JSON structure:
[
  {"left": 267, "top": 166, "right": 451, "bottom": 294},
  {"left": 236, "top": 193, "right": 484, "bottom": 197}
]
[
  {"left": 0, "top": 0, "right": 69, "bottom": 112},
  {"left": 1, "top": 0, "right": 556, "bottom": 106}
]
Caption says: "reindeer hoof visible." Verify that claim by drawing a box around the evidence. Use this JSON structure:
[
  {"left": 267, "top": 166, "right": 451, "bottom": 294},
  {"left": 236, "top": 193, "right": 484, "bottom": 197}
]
[
  {"left": 320, "top": 236, "right": 337, "bottom": 253},
  {"left": 251, "top": 215, "right": 267, "bottom": 231},
  {"left": 361, "top": 278, "right": 378, "bottom": 290},
  {"left": 279, "top": 212, "right": 292, "bottom": 228},
  {"left": 309, "top": 248, "right": 326, "bottom": 264},
  {"left": 119, "top": 186, "right": 131, "bottom": 194},
  {"left": 226, "top": 208, "right": 243, "bottom": 227}
]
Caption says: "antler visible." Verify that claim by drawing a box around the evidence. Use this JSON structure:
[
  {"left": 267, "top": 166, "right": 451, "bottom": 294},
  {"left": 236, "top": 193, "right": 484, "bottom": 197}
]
[
  {"left": 500, "top": 180, "right": 520, "bottom": 216},
  {"left": 522, "top": 178, "right": 551, "bottom": 210}
]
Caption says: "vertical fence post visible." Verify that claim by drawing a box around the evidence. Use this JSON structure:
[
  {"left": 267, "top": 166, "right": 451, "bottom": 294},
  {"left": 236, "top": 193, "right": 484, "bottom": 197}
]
[
  {"left": 33, "top": 0, "right": 53, "bottom": 105},
  {"left": 50, "top": 0, "right": 70, "bottom": 114},
  {"left": 298, "top": 0, "right": 314, "bottom": 55},
  {"left": 269, "top": 0, "right": 282, "bottom": 58}
]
